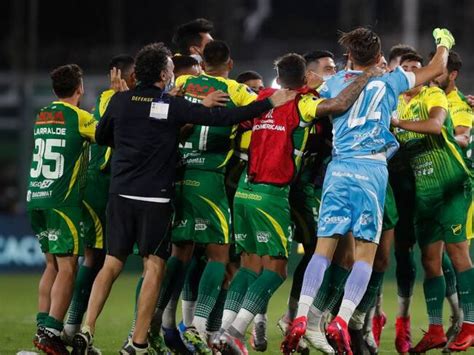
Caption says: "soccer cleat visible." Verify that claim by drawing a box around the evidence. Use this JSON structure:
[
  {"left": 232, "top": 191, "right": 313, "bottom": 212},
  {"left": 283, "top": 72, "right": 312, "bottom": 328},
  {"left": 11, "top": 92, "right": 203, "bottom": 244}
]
[
  {"left": 281, "top": 316, "right": 307, "bottom": 354},
  {"left": 219, "top": 331, "right": 248, "bottom": 355},
  {"left": 304, "top": 315, "right": 335, "bottom": 354},
  {"left": 326, "top": 316, "right": 353, "bottom": 355},
  {"left": 410, "top": 324, "right": 447, "bottom": 353},
  {"left": 395, "top": 316, "right": 412, "bottom": 354},
  {"left": 72, "top": 329, "right": 99, "bottom": 355},
  {"left": 372, "top": 312, "right": 386, "bottom": 347},
  {"left": 277, "top": 314, "right": 291, "bottom": 335},
  {"left": 181, "top": 326, "right": 212, "bottom": 354},
  {"left": 446, "top": 316, "right": 462, "bottom": 344},
  {"left": 162, "top": 326, "right": 192, "bottom": 354},
  {"left": 249, "top": 320, "right": 267, "bottom": 352},
  {"left": 34, "top": 327, "right": 70, "bottom": 355},
  {"left": 447, "top": 322, "right": 474, "bottom": 352},
  {"left": 86, "top": 345, "right": 102, "bottom": 355},
  {"left": 148, "top": 330, "right": 172, "bottom": 355},
  {"left": 363, "top": 329, "right": 378, "bottom": 355},
  {"left": 120, "top": 338, "right": 157, "bottom": 354},
  {"left": 349, "top": 327, "right": 371, "bottom": 355}
]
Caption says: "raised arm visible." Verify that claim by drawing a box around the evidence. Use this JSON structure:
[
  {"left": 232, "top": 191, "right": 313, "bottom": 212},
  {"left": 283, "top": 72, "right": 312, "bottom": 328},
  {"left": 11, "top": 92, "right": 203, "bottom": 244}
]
[
  {"left": 411, "top": 28, "right": 454, "bottom": 87},
  {"left": 315, "top": 66, "right": 382, "bottom": 117},
  {"left": 391, "top": 106, "right": 447, "bottom": 135}
]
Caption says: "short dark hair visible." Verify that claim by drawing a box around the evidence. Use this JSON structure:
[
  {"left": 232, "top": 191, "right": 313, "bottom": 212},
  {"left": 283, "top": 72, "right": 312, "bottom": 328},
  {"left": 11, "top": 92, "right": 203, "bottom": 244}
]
[
  {"left": 173, "top": 18, "right": 214, "bottom": 55},
  {"left": 236, "top": 70, "right": 263, "bottom": 84},
  {"left": 203, "top": 40, "right": 230, "bottom": 68},
  {"left": 338, "top": 27, "right": 381, "bottom": 66},
  {"left": 275, "top": 53, "right": 306, "bottom": 89},
  {"left": 303, "top": 50, "right": 335, "bottom": 64},
  {"left": 172, "top": 55, "right": 199, "bottom": 74},
  {"left": 135, "top": 43, "right": 172, "bottom": 85},
  {"left": 400, "top": 52, "right": 424, "bottom": 66},
  {"left": 50, "top": 64, "right": 83, "bottom": 98},
  {"left": 108, "top": 54, "right": 135, "bottom": 74},
  {"left": 447, "top": 51, "right": 462, "bottom": 73},
  {"left": 388, "top": 44, "right": 416, "bottom": 63}
]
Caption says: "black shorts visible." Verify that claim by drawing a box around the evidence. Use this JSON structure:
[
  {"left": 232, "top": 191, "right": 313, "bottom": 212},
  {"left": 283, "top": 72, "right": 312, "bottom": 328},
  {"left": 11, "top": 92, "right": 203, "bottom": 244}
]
[{"left": 106, "top": 194, "right": 172, "bottom": 259}]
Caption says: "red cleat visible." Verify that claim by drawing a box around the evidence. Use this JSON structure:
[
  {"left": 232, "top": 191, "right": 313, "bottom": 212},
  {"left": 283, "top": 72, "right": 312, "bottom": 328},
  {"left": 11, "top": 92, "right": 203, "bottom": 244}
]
[
  {"left": 280, "top": 316, "right": 307, "bottom": 354},
  {"left": 395, "top": 316, "right": 412, "bottom": 353},
  {"left": 448, "top": 322, "right": 474, "bottom": 352},
  {"left": 410, "top": 324, "right": 447, "bottom": 353},
  {"left": 326, "top": 316, "right": 353, "bottom": 355},
  {"left": 372, "top": 311, "right": 387, "bottom": 346}
]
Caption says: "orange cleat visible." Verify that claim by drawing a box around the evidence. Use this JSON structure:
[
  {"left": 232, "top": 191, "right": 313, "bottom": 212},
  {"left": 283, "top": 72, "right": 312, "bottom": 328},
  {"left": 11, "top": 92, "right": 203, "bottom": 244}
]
[
  {"left": 410, "top": 324, "right": 447, "bottom": 353},
  {"left": 280, "top": 316, "right": 307, "bottom": 354},
  {"left": 395, "top": 316, "right": 412, "bottom": 353},
  {"left": 326, "top": 316, "right": 353, "bottom": 355},
  {"left": 447, "top": 322, "right": 474, "bottom": 352},
  {"left": 372, "top": 311, "right": 387, "bottom": 346}
]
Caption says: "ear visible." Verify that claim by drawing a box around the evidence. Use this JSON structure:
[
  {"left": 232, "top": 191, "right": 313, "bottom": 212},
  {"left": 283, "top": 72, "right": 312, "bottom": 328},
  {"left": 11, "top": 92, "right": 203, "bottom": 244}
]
[
  {"left": 449, "top": 70, "right": 458, "bottom": 81},
  {"left": 160, "top": 70, "right": 167, "bottom": 82},
  {"left": 228, "top": 58, "right": 234, "bottom": 71}
]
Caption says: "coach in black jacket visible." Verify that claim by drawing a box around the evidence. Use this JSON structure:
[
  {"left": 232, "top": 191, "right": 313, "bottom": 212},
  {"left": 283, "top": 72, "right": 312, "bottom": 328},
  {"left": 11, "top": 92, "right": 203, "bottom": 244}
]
[{"left": 72, "top": 42, "right": 295, "bottom": 353}]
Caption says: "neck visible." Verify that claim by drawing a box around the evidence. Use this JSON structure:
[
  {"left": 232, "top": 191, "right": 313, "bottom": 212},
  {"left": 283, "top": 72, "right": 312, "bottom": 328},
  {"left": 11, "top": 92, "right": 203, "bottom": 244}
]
[
  {"left": 205, "top": 67, "right": 229, "bottom": 78},
  {"left": 153, "top": 82, "right": 166, "bottom": 90},
  {"left": 58, "top": 96, "right": 79, "bottom": 107},
  {"left": 404, "top": 85, "right": 423, "bottom": 100},
  {"left": 445, "top": 82, "right": 456, "bottom": 95},
  {"left": 351, "top": 64, "right": 367, "bottom": 71}
]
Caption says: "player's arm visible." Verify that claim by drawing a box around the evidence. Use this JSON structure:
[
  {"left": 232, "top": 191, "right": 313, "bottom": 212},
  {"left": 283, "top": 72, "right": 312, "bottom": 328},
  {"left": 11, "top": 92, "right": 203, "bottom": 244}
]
[
  {"left": 227, "top": 82, "right": 257, "bottom": 106},
  {"left": 78, "top": 110, "right": 97, "bottom": 143},
  {"left": 392, "top": 107, "right": 447, "bottom": 135},
  {"left": 95, "top": 95, "right": 119, "bottom": 147},
  {"left": 315, "top": 66, "right": 383, "bottom": 117},
  {"left": 454, "top": 125, "right": 470, "bottom": 148},
  {"left": 411, "top": 28, "right": 454, "bottom": 86}
]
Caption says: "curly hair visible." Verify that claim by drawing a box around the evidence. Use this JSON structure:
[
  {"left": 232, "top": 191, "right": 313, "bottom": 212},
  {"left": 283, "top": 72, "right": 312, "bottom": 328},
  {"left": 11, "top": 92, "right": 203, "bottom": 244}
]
[
  {"left": 50, "top": 64, "right": 83, "bottom": 98},
  {"left": 339, "top": 27, "right": 381, "bottom": 67},
  {"left": 135, "top": 43, "right": 172, "bottom": 85}
]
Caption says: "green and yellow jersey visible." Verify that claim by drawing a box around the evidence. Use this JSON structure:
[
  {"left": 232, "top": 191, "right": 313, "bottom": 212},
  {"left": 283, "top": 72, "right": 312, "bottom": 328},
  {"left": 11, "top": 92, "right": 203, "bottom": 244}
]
[
  {"left": 176, "top": 73, "right": 257, "bottom": 172},
  {"left": 27, "top": 101, "right": 97, "bottom": 209},
  {"left": 394, "top": 86, "right": 470, "bottom": 195}
]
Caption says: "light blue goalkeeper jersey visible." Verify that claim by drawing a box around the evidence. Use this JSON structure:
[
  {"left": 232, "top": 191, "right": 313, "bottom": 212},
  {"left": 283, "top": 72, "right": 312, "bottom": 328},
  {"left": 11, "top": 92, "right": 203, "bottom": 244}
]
[{"left": 320, "top": 67, "right": 415, "bottom": 160}]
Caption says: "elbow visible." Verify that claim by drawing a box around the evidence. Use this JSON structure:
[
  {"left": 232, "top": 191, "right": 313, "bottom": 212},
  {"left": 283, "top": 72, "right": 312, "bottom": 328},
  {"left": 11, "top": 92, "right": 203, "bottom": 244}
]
[{"left": 431, "top": 122, "right": 443, "bottom": 135}]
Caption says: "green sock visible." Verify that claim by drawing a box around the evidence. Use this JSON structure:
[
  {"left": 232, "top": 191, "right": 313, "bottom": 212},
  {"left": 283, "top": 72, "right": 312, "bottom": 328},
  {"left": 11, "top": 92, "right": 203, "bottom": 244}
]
[
  {"left": 456, "top": 268, "right": 474, "bottom": 323},
  {"left": 157, "top": 256, "right": 184, "bottom": 310},
  {"left": 395, "top": 250, "right": 417, "bottom": 298},
  {"left": 207, "top": 288, "right": 228, "bottom": 332},
  {"left": 182, "top": 257, "right": 201, "bottom": 302},
  {"left": 130, "top": 276, "right": 144, "bottom": 334},
  {"left": 423, "top": 276, "right": 446, "bottom": 325},
  {"left": 44, "top": 315, "right": 63, "bottom": 332},
  {"left": 357, "top": 271, "right": 385, "bottom": 313},
  {"left": 241, "top": 269, "right": 285, "bottom": 314},
  {"left": 224, "top": 267, "right": 258, "bottom": 313},
  {"left": 66, "top": 265, "right": 96, "bottom": 325},
  {"left": 36, "top": 312, "right": 48, "bottom": 328},
  {"left": 442, "top": 252, "right": 457, "bottom": 297},
  {"left": 313, "top": 263, "right": 350, "bottom": 312},
  {"left": 194, "top": 261, "right": 226, "bottom": 319}
]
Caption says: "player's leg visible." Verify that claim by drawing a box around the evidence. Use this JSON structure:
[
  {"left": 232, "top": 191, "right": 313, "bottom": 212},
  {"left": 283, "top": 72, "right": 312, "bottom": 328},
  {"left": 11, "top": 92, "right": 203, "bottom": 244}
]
[
  {"left": 442, "top": 250, "right": 462, "bottom": 342},
  {"left": 37, "top": 253, "right": 58, "bottom": 329}
]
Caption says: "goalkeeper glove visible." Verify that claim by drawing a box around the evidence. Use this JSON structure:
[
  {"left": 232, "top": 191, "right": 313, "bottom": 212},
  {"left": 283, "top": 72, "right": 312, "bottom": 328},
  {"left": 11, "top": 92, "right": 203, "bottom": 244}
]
[{"left": 433, "top": 28, "right": 455, "bottom": 50}]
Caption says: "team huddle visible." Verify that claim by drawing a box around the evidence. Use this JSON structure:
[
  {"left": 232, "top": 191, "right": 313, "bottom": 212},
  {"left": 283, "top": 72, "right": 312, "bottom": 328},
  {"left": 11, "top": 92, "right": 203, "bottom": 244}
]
[{"left": 26, "top": 17, "right": 474, "bottom": 355}]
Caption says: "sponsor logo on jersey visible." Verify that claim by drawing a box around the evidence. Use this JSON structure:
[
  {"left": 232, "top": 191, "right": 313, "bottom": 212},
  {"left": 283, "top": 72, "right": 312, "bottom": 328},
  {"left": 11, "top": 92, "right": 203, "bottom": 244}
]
[
  {"left": 195, "top": 218, "right": 210, "bottom": 231},
  {"left": 332, "top": 171, "right": 369, "bottom": 181},
  {"left": 31, "top": 191, "right": 53, "bottom": 199},
  {"left": 186, "top": 157, "right": 206, "bottom": 165},
  {"left": 235, "top": 233, "right": 247, "bottom": 241},
  {"left": 253, "top": 118, "right": 285, "bottom": 132},
  {"left": 234, "top": 191, "right": 262, "bottom": 201},
  {"left": 178, "top": 179, "right": 200, "bottom": 187},
  {"left": 175, "top": 219, "right": 188, "bottom": 228},
  {"left": 256, "top": 231, "right": 270, "bottom": 243},
  {"left": 360, "top": 213, "right": 373, "bottom": 226},
  {"left": 47, "top": 229, "right": 61, "bottom": 241},
  {"left": 29, "top": 180, "right": 54, "bottom": 189},
  {"left": 323, "top": 216, "right": 350, "bottom": 224},
  {"left": 36, "top": 111, "right": 65, "bottom": 125},
  {"left": 185, "top": 83, "right": 217, "bottom": 98},
  {"left": 451, "top": 224, "right": 463, "bottom": 235}
]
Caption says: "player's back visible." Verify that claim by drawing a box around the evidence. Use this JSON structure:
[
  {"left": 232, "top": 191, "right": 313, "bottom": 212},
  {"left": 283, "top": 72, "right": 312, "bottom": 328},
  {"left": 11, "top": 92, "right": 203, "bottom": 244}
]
[
  {"left": 320, "top": 67, "right": 414, "bottom": 160},
  {"left": 27, "top": 101, "right": 95, "bottom": 209}
]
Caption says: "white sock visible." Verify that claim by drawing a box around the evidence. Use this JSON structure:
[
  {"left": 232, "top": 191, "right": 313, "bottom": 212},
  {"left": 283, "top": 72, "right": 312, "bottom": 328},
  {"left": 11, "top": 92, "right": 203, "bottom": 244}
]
[
  {"left": 162, "top": 298, "right": 178, "bottom": 329},
  {"left": 397, "top": 296, "right": 412, "bottom": 317},
  {"left": 45, "top": 327, "right": 61, "bottom": 336},
  {"left": 192, "top": 316, "right": 207, "bottom": 338},
  {"left": 307, "top": 305, "right": 324, "bottom": 330},
  {"left": 63, "top": 323, "right": 80, "bottom": 337},
  {"left": 296, "top": 295, "right": 314, "bottom": 318},
  {"left": 231, "top": 308, "right": 255, "bottom": 336},
  {"left": 348, "top": 309, "right": 366, "bottom": 330},
  {"left": 221, "top": 310, "right": 238, "bottom": 331},
  {"left": 338, "top": 300, "right": 357, "bottom": 323},
  {"left": 446, "top": 293, "right": 462, "bottom": 321},
  {"left": 254, "top": 313, "right": 267, "bottom": 324},
  {"left": 182, "top": 300, "right": 196, "bottom": 327}
]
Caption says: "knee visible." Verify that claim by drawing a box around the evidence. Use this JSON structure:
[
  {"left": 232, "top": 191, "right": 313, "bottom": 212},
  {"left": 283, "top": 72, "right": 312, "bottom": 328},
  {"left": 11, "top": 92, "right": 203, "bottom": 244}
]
[
  {"left": 421, "top": 253, "right": 442, "bottom": 278},
  {"left": 373, "top": 253, "right": 390, "bottom": 272},
  {"left": 447, "top": 246, "right": 473, "bottom": 273},
  {"left": 337, "top": 252, "right": 354, "bottom": 269}
]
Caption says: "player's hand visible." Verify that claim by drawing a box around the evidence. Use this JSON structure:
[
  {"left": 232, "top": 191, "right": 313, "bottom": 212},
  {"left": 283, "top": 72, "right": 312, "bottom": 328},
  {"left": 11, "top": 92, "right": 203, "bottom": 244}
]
[
  {"left": 305, "top": 70, "right": 323, "bottom": 89},
  {"left": 202, "top": 90, "right": 230, "bottom": 107},
  {"left": 364, "top": 65, "right": 385, "bottom": 78},
  {"left": 433, "top": 28, "right": 455, "bottom": 50},
  {"left": 466, "top": 94, "right": 474, "bottom": 108},
  {"left": 168, "top": 85, "right": 184, "bottom": 97},
  {"left": 269, "top": 89, "right": 297, "bottom": 107},
  {"left": 110, "top": 67, "right": 129, "bottom": 92},
  {"left": 390, "top": 111, "right": 400, "bottom": 128}
]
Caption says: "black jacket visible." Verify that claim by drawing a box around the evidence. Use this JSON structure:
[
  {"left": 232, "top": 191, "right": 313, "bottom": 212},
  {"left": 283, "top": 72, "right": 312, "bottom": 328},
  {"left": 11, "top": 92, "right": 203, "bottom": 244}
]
[{"left": 95, "top": 85, "right": 273, "bottom": 198}]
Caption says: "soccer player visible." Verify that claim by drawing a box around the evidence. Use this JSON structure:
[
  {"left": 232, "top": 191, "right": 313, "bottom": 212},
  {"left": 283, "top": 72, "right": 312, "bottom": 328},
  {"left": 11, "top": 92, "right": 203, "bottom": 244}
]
[
  {"left": 72, "top": 42, "right": 296, "bottom": 355},
  {"left": 236, "top": 71, "right": 264, "bottom": 93},
  {"left": 220, "top": 52, "right": 384, "bottom": 355},
  {"left": 172, "top": 55, "right": 201, "bottom": 77},
  {"left": 283, "top": 28, "right": 455, "bottom": 354},
  {"left": 28, "top": 64, "right": 97, "bottom": 354},
  {"left": 387, "top": 44, "right": 416, "bottom": 71},
  {"left": 172, "top": 18, "right": 214, "bottom": 63},
  {"left": 61, "top": 55, "right": 136, "bottom": 348},
  {"left": 392, "top": 52, "right": 474, "bottom": 353}
]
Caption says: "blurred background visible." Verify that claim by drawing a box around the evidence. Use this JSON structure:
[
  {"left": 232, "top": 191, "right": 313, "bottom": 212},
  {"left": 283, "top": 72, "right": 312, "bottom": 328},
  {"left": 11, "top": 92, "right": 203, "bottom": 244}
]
[{"left": 1, "top": 0, "right": 474, "bottom": 272}]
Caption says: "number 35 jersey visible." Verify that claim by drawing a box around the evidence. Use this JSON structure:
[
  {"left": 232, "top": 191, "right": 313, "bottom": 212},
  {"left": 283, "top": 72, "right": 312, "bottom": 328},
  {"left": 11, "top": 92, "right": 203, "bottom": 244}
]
[
  {"left": 27, "top": 101, "right": 97, "bottom": 209},
  {"left": 320, "top": 67, "right": 415, "bottom": 160}
]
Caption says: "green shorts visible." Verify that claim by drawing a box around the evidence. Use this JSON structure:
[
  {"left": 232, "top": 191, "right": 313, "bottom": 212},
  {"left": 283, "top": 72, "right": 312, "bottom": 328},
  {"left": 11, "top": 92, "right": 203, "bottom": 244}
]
[
  {"left": 289, "top": 180, "right": 320, "bottom": 247},
  {"left": 382, "top": 183, "right": 399, "bottom": 231},
  {"left": 415, "top": 179, "right": 472, "bottom": 247},
  {"left": 82, "top": 173, "right": 109, "bottom": 249},
  {"left": 172, "top": 169, "right": 231, "bottom": 245},
  {"left": 234, "top": 175, "right": 292, "bottom": 258},
  {"left": 28, "top": 206, "right": 84, "bottom": 255}
]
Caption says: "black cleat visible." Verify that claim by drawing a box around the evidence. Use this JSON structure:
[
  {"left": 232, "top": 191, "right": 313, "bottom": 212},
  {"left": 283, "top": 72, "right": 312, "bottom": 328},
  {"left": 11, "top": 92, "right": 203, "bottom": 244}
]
[
  {"left": 34, "top": 327, "right": 70, "bottom": 355},
  {"left": 72, "top": 330, "right": 93, "bottom": 355},
  {"left": 349, "top": 327, "right": 371, "bottom": 355}
]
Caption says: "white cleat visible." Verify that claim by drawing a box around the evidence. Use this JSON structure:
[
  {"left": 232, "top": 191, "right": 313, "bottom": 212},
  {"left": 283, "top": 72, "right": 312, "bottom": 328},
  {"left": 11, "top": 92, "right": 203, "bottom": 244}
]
[
  {"left": 277, "top": 314, "right": 291, "bottom": 335},
  {"left": 305, "top": 324, "right": 335, "bottom": 354}
]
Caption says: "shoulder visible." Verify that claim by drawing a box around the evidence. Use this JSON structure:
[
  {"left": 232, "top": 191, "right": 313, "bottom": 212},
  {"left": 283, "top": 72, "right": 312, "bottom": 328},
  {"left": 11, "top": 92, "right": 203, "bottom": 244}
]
[{"left": 175, "top": 74, "right": 194, "bottom": 87}]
